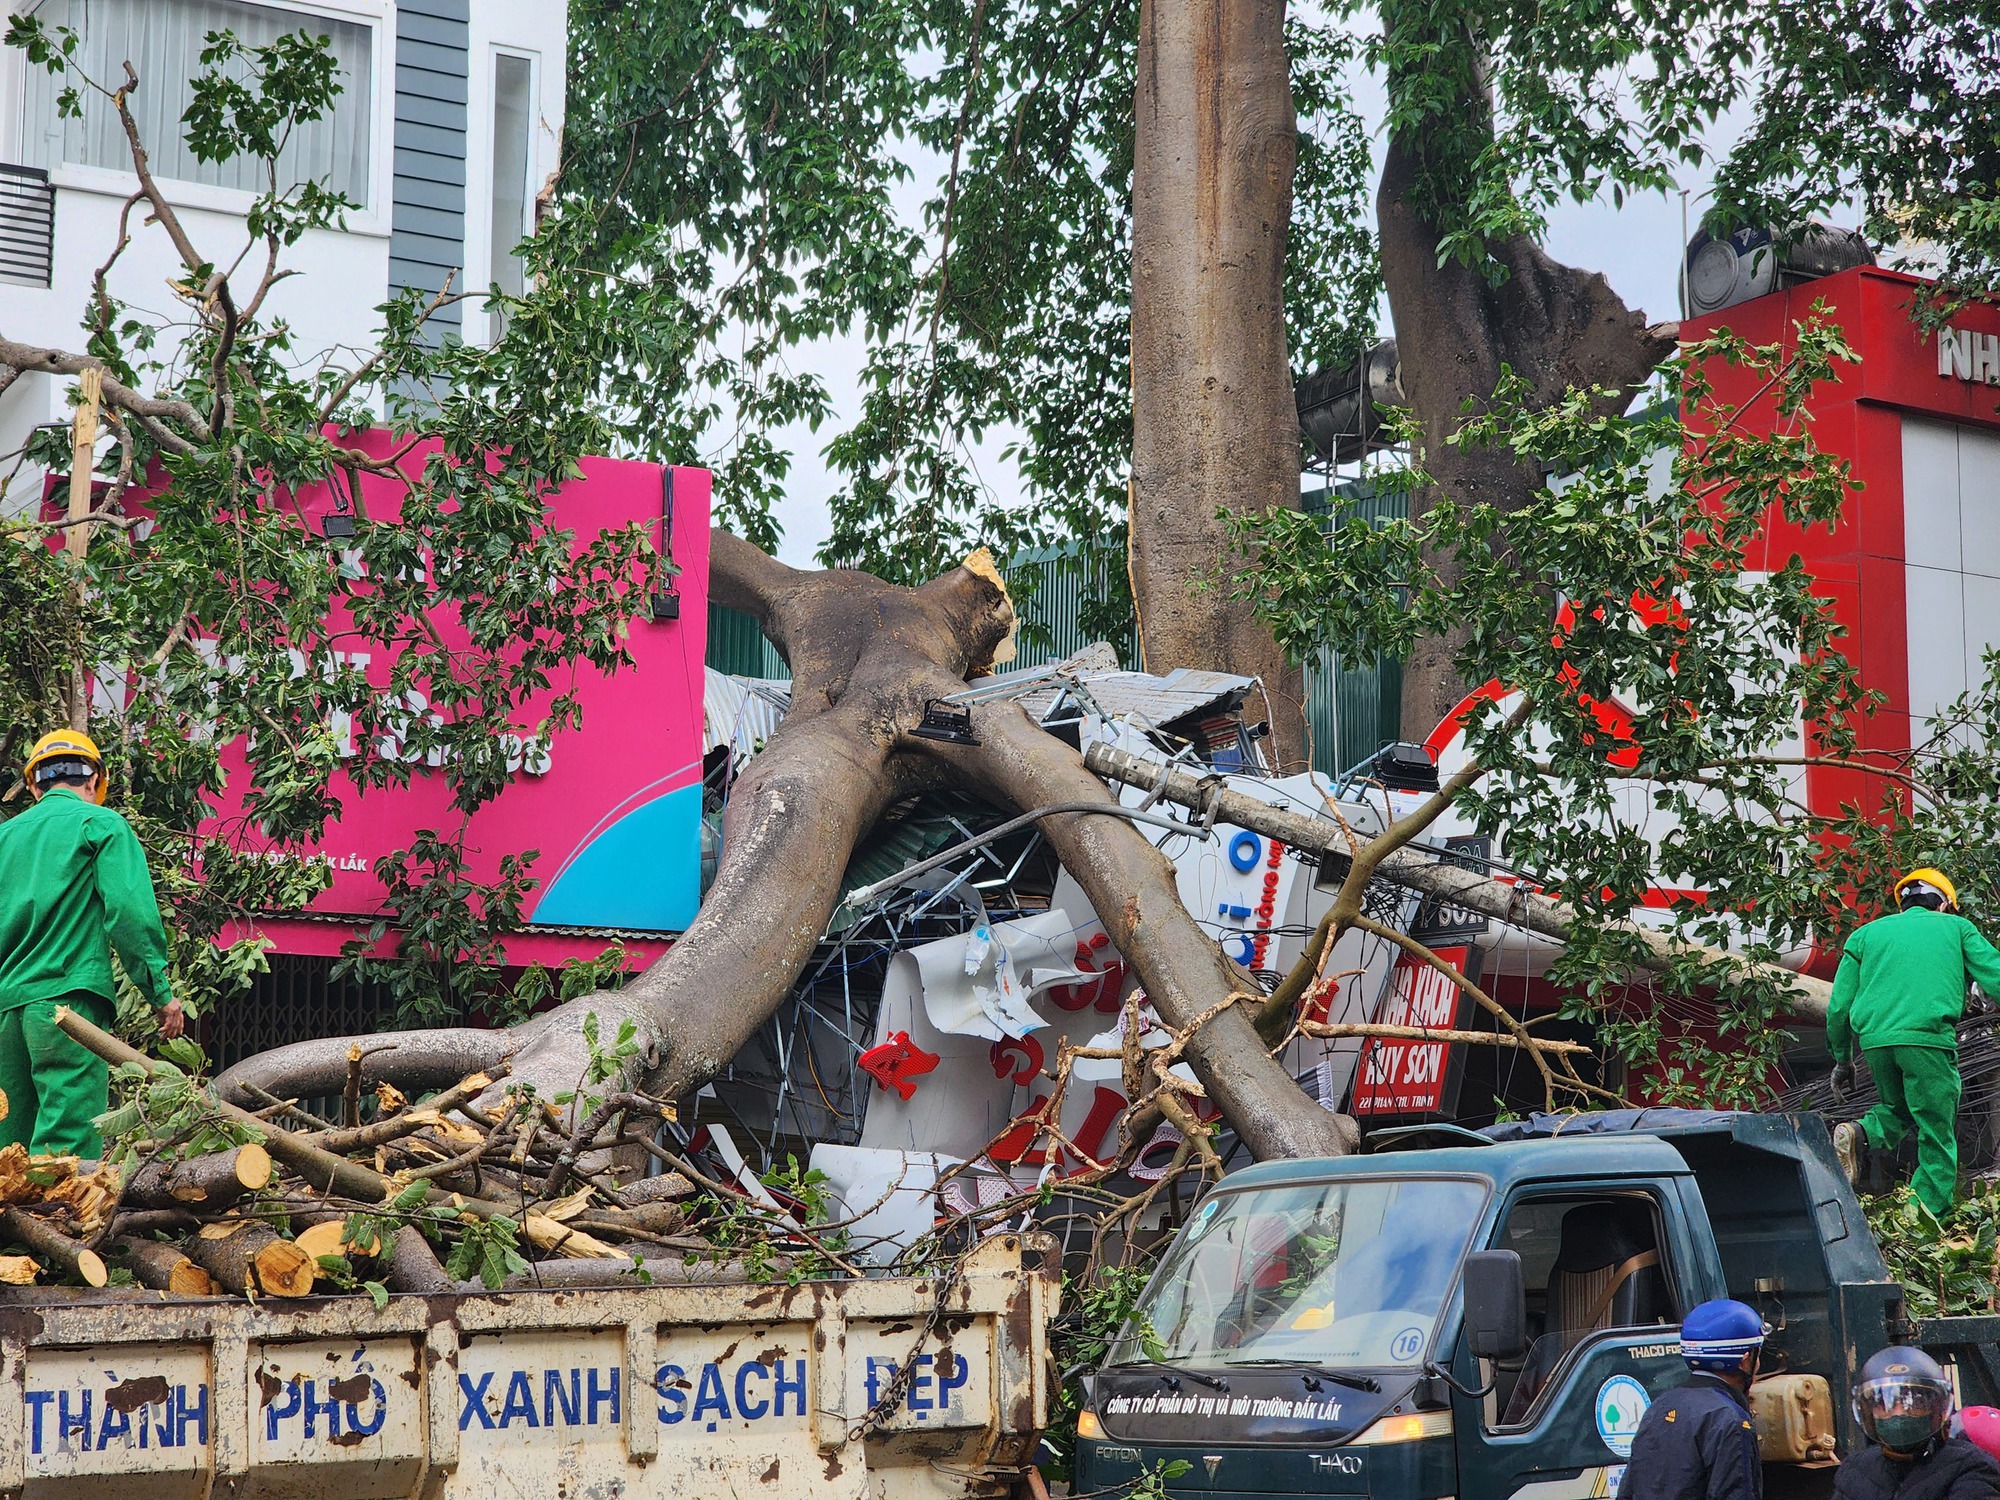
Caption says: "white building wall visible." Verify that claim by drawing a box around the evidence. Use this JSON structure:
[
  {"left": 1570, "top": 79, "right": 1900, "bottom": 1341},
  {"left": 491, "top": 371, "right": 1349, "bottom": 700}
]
[
  {"left": 463, "top": 0, "right": 567, "bottom": 347},
  {"left": 1903, "top": 415, "right": 2000, "bottom": 746},
  {"left": 0, "top": 0, "right": 568, "bottom": 513}
]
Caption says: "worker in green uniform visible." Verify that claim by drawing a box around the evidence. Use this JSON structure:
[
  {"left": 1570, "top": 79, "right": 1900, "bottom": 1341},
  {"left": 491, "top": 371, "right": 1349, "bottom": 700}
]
[
  {"left": 0, "top": 730, "right": 183, "bottom": 1157},
  {"left": 1829, "top": 869, "right": 2000, "bottom": 1216}
]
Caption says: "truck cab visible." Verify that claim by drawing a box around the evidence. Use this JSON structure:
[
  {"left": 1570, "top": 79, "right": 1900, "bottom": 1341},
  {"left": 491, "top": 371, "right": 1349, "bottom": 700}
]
[{"left": 1074, "top": 1112, "right": 1910, "bottom": 1500}]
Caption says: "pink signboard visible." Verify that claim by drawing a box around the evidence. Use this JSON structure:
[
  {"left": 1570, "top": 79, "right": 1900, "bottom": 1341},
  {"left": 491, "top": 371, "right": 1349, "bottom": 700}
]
[{"left": 200, "top": 432, "right": 710, "bottom": 964}]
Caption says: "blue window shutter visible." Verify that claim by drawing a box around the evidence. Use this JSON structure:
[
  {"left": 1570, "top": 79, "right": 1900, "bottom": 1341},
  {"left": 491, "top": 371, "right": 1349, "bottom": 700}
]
[{"left": 389, "top": 0, "right": 469, "bottom": 340}]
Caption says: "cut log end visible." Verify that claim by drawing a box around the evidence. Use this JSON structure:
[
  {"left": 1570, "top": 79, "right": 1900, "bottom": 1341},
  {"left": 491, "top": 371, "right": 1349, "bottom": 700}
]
[
  {"left": 75, "top": 1249, "right": 107, "bottom": 1288},
  {"left": 256, "top": 1239, "right": 317, "bottom": 1298},
  {"left": 235, "top": 1143, "right": 273, "bottom": 1192},
  {"left": 294, "top": 1218, "right": 380, "bottom": 1262}
]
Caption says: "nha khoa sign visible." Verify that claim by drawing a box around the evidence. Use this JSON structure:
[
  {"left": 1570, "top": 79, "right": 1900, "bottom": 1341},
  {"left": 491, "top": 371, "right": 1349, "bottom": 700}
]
[
  {"left": 196, "top": 432, "right": 712, "bottom": 955},
  {"left": 1938, "top": 325, "right": 2000, "bottom": 385}
]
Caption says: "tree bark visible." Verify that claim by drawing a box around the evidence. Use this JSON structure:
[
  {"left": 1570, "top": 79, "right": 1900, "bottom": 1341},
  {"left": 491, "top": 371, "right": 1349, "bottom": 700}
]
[
  {"left": 1130, "top": 0, "right": 1308, "bottom": 769},
  {"left": 109, "top": 1235, "right": 214, "bottom": 1296},
  {"left": 183, "top": 1222, "right": 316, "bottom": 1297},
  {"left": 217, "top": 532, "right": 1352, "bottom": 1162},
  {"left": 123, "top": 1145, "right": 272, "bottom": 1212},
  {"left": 1377, "top": 79, "right": 1676, "bottom": 737},
  {"left": 383, "top": 1226, "right": 453, "bottom": 1294},
  {"left": 3, "top": 1209, "right": 107, "bottom": 1287}
]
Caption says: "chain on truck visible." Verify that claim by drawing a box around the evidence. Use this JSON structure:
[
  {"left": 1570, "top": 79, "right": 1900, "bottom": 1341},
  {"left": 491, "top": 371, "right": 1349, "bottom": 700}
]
[
  {"left": 0, "top": 1231, "right": 1058, "bottom": 1500},
  {"left": 1074, "top": 1111, "right": 1996, "bottom": 1500}
]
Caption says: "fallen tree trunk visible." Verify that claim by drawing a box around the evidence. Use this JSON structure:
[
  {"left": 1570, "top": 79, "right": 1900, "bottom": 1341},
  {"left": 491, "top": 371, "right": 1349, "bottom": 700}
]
[
  {"left": 1082, "top": 742, "right": 1835, "bottom": 1018},
  {"left": 212, "top": 531, "right": 1352, "bottom": 1162}
]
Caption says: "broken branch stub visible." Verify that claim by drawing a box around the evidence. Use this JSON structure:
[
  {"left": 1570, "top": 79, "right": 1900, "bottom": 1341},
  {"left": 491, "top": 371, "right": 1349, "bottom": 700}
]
[{"left": 1081, "top": 741, "right": 1834, "bottom": 1019}]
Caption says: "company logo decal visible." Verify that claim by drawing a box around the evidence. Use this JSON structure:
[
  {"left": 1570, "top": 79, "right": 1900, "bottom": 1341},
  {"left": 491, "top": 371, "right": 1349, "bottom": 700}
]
[{"left": 1594, "top": 1375, "right": 1650, "bottom": 1459}]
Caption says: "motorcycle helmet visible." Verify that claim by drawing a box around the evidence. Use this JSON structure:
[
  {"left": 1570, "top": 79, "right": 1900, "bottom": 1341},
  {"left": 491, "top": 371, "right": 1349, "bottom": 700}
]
[{"left": 1854, "top": 1347, "right": 1953, "bottom": 1454}]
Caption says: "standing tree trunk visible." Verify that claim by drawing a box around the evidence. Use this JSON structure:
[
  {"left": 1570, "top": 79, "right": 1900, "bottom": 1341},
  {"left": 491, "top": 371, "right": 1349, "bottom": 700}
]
[
  {"left": 1377, "top": 61, "right": 1676, "bottom": 736},
  {"left": 1130, "top": 0, "right": 1310, "bottom": 770}
]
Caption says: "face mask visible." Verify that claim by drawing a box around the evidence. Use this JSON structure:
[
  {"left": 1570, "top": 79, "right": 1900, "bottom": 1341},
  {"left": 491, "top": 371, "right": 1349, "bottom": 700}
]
[{"left": 1877, "top": 1412, "right": 1939, "bottom": 1452}]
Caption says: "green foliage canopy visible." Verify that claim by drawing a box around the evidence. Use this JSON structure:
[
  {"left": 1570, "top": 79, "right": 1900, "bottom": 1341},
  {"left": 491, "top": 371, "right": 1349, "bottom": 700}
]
[{"left": 0, "top": 18, "right": 670, "bottom": 1025}]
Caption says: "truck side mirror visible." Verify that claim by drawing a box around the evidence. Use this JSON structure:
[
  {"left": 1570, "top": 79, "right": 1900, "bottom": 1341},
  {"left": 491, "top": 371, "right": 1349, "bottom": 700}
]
[{"left": 1464, "top": 1250, "right": 1528, "bottom": 1362}]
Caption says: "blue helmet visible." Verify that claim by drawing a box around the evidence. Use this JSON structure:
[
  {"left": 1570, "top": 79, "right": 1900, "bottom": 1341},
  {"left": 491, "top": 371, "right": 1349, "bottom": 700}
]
[{"left": 1680, "top": 1299, "right": 1768, "bottom": 1373}]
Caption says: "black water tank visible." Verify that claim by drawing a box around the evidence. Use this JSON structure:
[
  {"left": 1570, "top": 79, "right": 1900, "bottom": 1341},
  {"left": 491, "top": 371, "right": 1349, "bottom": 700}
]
[
  {"left": 1681, "top": 223, "right": 1874, "bottom": 319},
  {"left": 1296, "top": 338, "right": 1405, "bottom": 466}
]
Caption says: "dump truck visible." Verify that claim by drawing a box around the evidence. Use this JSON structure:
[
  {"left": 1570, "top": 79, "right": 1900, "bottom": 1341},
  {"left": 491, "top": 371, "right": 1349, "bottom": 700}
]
[
  {"left": 1073, "top": 1111, "right": 2000, "bottom": 1500},
  {"left": 0, "top": 1230, "right": 1057, "bottom": 1500}
]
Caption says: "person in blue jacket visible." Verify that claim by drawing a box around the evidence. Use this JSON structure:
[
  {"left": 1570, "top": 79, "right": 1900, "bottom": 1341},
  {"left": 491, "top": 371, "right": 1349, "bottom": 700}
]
[{"left": 1618, "top": 1299, "right": 1767, "bottom": 1500}]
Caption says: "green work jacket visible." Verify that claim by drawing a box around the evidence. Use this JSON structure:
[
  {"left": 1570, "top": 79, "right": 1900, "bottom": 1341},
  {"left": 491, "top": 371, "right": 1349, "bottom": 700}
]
[
  {"left": 1827, "top": 904, "right": 2000, "bottom": 1059},
  {"left": 0, "top": 787, "right": 172, "bottom": 1013}
]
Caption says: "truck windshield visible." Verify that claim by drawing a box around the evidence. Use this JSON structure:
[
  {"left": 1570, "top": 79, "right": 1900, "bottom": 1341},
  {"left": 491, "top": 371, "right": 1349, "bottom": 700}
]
[{"left": 1111, "top": 1178, "right": 1487, "bottom": 1371}]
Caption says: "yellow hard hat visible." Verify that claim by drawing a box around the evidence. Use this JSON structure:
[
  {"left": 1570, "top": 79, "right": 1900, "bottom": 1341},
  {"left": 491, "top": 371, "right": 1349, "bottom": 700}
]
[
  {"left": 22, "top": 729, "right": 107, "bottom": 804},
  {"left": 1895, "top": 868, "right": 1959, "bottom": 911}
]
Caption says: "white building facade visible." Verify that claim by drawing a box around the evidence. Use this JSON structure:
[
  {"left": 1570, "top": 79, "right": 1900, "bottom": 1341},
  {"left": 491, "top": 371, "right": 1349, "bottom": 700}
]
[{"left": 0, "top": 0, "right": 567, "bottom": 506}]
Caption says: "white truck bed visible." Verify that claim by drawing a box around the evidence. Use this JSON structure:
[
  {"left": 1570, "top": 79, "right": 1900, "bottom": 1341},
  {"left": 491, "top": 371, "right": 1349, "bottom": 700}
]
[{"left": 0, "top": 1234, "right": 1057, "bottom": 1500}]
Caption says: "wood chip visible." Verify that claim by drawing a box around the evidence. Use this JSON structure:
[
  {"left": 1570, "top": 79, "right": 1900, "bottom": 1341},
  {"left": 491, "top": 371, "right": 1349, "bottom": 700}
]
[
  {"left": 522, "top": 1214, "right": 630, "bottom": 1261},
  {"left": 0, "top": 1254, "right": 38, "bottom": 1284},
  {"left": 541, "top": 1186, "right": 594, "bottom": 1223}
]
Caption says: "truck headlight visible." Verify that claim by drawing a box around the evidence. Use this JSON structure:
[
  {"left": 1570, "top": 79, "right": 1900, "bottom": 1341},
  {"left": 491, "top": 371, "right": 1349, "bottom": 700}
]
[
  {"left": 1077, "top": 1410, "right": 1104, "bottom": 1439},
  {"left": 1348, "top": 1411, "right": 1453, "bottom": 1445}
]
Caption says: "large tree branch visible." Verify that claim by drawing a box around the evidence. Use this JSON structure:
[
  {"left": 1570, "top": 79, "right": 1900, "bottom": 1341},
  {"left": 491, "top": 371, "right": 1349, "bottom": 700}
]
[
  {"left": 932, "top": 703, "right": 1355, "bottom": 1160},
  {"left": 1083, "top": 741, "right": 1835, "bottom": 1020},
  {"left": 1377, "top": 127, "right": 1676, "bottom": 732},
  {"left": 0, "top": 340, "right": 200, "bottom": 454}
]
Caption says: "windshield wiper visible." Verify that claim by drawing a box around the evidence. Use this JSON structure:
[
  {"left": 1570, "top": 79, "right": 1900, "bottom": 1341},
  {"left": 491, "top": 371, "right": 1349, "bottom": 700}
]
[
  {"left": 1220, "top": 1359, "right": 1382, "bottom": 1393},
  {"left": 1112, "top": 1360, "right": 1230, "bottom": 1392}
]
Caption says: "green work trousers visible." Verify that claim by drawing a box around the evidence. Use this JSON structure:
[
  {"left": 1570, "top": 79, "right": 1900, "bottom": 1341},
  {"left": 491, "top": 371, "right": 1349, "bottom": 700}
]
[
  {"left": 0, "top": 995, "right": 112, "bottom": 1159},
  {"left": 1859, "top": 1044, "right": 1962, "bottom": 1217}
]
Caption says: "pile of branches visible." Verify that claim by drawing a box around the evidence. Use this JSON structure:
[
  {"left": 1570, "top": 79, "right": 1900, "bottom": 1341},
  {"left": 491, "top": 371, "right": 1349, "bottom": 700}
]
[{"left": 0, "top": 1008, "right": 853, "bottom": 1301}]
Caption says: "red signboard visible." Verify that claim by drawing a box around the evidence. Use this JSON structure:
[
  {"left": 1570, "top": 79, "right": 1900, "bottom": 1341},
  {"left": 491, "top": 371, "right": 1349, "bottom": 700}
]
[{"left": 1351, "top": 946, "right": 1473, "bottom": 1117}]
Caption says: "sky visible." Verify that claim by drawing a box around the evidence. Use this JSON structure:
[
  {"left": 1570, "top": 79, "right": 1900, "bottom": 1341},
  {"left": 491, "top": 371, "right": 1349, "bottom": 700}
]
[{"left": 750, "top": 53, "right": 1775, "bottom": 568}]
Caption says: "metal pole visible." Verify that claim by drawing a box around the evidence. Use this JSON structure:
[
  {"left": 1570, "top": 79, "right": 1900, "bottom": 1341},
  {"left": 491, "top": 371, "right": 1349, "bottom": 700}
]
[{"left": 1080, "top": 741, "right": 1834, "bottom": 1020}]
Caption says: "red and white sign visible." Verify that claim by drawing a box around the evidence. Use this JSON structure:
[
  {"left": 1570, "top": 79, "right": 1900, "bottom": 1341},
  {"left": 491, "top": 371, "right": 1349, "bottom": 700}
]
[
  {"left": 1351, "top": 946, "right": 1472, "bottom": 1117},
  {"left": 1686, "top": 266, "right": 2000, "bottom": 841}
]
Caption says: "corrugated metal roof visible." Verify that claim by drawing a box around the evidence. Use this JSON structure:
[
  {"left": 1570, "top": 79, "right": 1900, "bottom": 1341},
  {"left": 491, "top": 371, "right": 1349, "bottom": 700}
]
[
  {"left": 704, "top": 668, "right": 791, "bottom": 761},
  {"left": 1016, "top": 665, "right": 1256, "bottom": 729}
]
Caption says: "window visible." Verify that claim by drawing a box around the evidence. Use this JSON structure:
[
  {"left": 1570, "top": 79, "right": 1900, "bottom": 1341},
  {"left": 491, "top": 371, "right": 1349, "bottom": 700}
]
[
  {"left": 488, "top": 51, "right": 534, "bottom": 303},
  {"left": 20, "top": 0, "right": 373, "bottom": 207},
  {"left": 1486, "top": 1193, "right": 1679, "bottom": 1428},
  {"left": 1109, "top": 1178, "right": 1489, "bottom": 1372}
]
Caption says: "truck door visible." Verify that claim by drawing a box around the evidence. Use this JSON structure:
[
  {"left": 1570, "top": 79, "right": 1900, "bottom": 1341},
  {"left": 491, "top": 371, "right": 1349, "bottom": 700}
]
[{"left": 1454, "top": 1190, "right": 1693, "bottom": 1500}]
